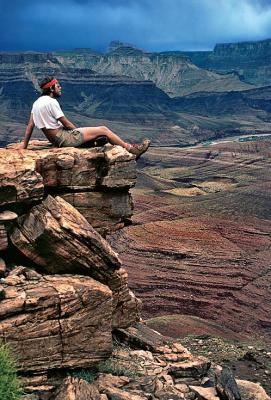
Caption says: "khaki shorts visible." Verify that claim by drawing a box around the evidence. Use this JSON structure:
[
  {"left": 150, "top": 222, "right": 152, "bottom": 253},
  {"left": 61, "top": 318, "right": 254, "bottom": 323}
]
[{"left": 52, "top": 128, "right": 84, "bottom": 148}]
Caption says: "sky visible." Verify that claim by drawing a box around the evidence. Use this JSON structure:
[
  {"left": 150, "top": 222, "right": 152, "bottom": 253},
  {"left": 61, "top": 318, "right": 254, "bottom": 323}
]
[{"left": 1, "top": 0, "right": 271, "bottom": 53}]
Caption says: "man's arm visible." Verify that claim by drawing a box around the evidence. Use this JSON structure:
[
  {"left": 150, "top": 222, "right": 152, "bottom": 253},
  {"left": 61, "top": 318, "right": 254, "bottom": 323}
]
[
  {"left": 22, "top": 113, "right": 35, "bottom": 149},
  {"left": 58, "top": 115, "right": 76, "bottom": 130}
]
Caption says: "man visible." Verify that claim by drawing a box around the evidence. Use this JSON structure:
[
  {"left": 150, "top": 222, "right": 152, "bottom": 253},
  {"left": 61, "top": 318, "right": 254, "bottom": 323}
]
[{"left": 22, "top": 76, "right": 151, "bottom": 159}]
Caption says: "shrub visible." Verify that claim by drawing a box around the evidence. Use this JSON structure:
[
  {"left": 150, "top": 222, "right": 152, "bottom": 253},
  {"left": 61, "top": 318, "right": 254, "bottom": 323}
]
[
  {"left": 0, "top": 343, "right": 23, "bottom": 400},
  {"left": 70, "top": 368, "right": 97, "bottom": 384}
]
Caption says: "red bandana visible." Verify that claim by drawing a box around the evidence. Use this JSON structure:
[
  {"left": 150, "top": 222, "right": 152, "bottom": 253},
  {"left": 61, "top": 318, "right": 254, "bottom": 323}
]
[{"left": 41, "top": 79, "right": 58, "bottom": 89}]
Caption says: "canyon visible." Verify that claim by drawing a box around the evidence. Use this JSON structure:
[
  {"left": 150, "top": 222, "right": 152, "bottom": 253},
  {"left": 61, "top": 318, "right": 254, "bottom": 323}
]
[
  {"left": 0, "top": 37, "right": 271, "bottom": 398},
  {"left": 108, "top": 139, "right": 271, "bottom": 342},
  {"left": 2, "top": 142, "right": 267, "bottom": 400}
]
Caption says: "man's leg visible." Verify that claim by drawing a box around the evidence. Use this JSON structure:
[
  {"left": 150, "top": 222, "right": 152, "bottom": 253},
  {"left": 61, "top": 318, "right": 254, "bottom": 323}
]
[
  {"left": 78, "top": 125, "right": 151, "bottom": 159},
  {"left": 78, "top": 126, "right": 131, "bottom": 150}
]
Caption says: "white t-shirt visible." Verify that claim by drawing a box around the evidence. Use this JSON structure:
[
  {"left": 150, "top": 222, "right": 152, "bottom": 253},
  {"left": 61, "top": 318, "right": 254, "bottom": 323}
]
[{"left": 31, "top": 96, "right": 64, "bottom": 129}]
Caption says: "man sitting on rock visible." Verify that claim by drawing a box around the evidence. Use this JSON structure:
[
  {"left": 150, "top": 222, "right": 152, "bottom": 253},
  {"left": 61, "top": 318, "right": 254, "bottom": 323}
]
[{"left": 22, "top": 76, "right": 151, "bottom": 159}]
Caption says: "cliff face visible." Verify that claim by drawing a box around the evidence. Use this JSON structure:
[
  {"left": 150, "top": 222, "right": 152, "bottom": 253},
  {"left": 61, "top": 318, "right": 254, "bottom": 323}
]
[
  {"left": 214, "top": 39, "right": 271, "bottom": 57},
  {"left": 0, "top": 52, "right": 56, "bottom": 64},
  {"left": 55, "top": 45, "right": 253, "bottom": 97},
  {"left": 0, "top": 53, "right": 169, "bottom": 121},
  {"left": 182, "top": 38, "right": 271, "bottom": 86},
  {"left": 0, "top": 142, "right": 214, "bottom": 399},
  {"left": 172, "top": 85, "right": 271, "bottom": 116},
  {"left": 0, "top": 142, "right": 141, "bottom": 379}
]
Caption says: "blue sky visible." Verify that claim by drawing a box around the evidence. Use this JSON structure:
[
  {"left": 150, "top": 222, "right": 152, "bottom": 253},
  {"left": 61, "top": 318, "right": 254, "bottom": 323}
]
[{"left": 1, "top": 0, "right": 271, "bottom": 52}]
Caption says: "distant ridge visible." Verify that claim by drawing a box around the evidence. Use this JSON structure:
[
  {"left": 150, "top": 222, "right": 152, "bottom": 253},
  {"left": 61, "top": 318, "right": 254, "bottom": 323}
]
[{"left": 179, "top": 37, "right": 271, "bottom": 86}]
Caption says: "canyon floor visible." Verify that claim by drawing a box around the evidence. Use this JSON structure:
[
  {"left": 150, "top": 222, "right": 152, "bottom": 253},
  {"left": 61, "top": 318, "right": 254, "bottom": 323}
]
[
  {"left": 110, "top": 137, "right": 271, "bottom": 338},
  {"left": 108, "top": 136, "right": 271, "bottom": 393}
]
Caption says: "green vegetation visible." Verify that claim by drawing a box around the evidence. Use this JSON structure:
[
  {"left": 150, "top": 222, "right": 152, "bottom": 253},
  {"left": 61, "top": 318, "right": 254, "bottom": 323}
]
[
  {"left": 71, "top": 368, "right": 97, "bottom": 384},
  {"left": 0, "top": 343, "right": 23, "bottom": 400}
]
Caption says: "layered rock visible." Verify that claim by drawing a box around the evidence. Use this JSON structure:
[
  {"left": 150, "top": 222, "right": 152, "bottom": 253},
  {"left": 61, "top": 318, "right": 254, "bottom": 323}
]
[
  {"left": 181, "top": 38, "right": 271, "bottom": 86},
  {"left": 55, "top": 43, "right": 253, "bottom": 97},
  {"left": 109, "top": 141, "right": 271, "bottom": 340},
  {"left": 0, "top": 142, "right": 141, "bottom": 391},
  {"left": 0, "top": 266, "right": 112, "bottom": 372},
  {"left": 3, "top": 142, "right": 136, "bottom": 234},
  {"left": 0, "top": 44, "right": 264, "bottom": 151},
  {"left": 46, "top": 323, "right": 270, "bottom": 400},
  {"left": 0, "top": 53, "right": 172, "bottom": 147},
  {"left": 10, "top": 195, "right": 140, "bottom": 328}
]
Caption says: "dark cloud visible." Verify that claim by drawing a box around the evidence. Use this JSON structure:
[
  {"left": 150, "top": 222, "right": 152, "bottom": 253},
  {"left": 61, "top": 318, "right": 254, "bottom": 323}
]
[{"left": 0, "top": 0, "right": 271, "bottom": 52}]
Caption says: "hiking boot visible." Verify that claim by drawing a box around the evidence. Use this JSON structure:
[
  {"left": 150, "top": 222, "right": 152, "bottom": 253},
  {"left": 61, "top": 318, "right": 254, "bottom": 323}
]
[{"left": 129, "top": 139, "right": 151, "bottom": 160}]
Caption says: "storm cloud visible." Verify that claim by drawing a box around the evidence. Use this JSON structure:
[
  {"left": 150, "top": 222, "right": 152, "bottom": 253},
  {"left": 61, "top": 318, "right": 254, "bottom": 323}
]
[{"left": 1, "top": 0, "right": 271, "bottom": 52}]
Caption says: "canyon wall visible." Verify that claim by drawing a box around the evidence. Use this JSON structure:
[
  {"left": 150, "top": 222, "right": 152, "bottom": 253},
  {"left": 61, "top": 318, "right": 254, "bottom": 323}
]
[{"left": 181, "top": 38, "right": 271, "bottom": 86}]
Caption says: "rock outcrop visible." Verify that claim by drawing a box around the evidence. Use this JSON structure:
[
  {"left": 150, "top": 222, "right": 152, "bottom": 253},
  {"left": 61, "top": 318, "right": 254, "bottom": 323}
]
[
  {"left": 0, "top": 142, "right": 141, "bottom": 392},
  {"left": 0, "top": 266, "right": 113, "bottom": 372},
  {"left": 3, "top": 142, "right": 136, "bottom": 234},
  {"left": 0, "top": 140, "right": 269, "bottom": 400},
  {"left": 45, "top": 323, "right": 270, "bottom": 400}
]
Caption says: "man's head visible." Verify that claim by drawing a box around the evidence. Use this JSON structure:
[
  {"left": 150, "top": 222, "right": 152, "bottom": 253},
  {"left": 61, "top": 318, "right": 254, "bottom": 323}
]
[{"left": 39, "top": 77, "right": 62, "bottom": 98}]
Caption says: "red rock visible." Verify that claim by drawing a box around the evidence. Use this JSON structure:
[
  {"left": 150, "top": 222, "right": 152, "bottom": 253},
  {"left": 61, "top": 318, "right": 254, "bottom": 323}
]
[
  {"left": 236, "top": 379, "right": 271, "bottom": 400},
  {"left": 54, "top": 377, "right": 101, "bottom": 400},
  {"left": 61, "top": 191, "right": 133, "bottom": 236},
  {"left": 10, "top": 195, "right": 141, "bottom": 328},
  {"left": 0, "top": 268, "right": 112, "bottom": 372},
  {"left": 0, "top": 149, "right": 43, "bottom": 206},
  {"left": 109, "top": 142, "right": 271, "bottom": 339},
  {"left": 0, "top": 143, "right": 136, "bottom": 235}
]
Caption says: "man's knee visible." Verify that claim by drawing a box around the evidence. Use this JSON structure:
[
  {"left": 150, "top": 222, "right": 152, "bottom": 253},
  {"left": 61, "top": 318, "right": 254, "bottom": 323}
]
[{"left": 100, "top": 126, "right": 110, "bottom": 135}]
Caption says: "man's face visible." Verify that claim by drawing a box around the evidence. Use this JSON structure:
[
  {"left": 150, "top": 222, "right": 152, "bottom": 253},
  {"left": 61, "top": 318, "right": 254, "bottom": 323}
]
[{"left": 53, "top": 82, "right": 62, "bottom": 98}]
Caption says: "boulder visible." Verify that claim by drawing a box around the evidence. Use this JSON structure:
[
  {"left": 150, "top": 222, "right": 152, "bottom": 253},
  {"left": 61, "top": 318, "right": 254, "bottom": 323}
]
[
  {"left": 10, "top": 195, "right": 121, "bottom": 277},
  {"left": 115, "top": 323, "right": 190, "bottom": 359},
  {"left": 0, "top": 266, "right": 112, "bottom": 373},
  {"left": 215, "top": 367, "right": 241, "bottom": 400},
  {"left": 54, "top": 377, "right": 101, "bottom": 400},
  {"left": 190, "top": 385, "right": 219, "bottom": 400},
  {"left": 95, "top": 374, "right": 148, "bottom": 400},
  {"left": 10, "top": 195, "right": 141, "bottom": 328},
  {"left": 167, "top": 358, "right": 211, "bottom": 379},
  {"left": 236, "top": 379, "right": 271, "bottom": 400}
]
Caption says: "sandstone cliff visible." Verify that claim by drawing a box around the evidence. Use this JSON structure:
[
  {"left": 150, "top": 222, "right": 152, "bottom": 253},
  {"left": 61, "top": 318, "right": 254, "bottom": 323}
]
[{"left": 0, "top": 142, "right": 141, "bottom": 390}]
